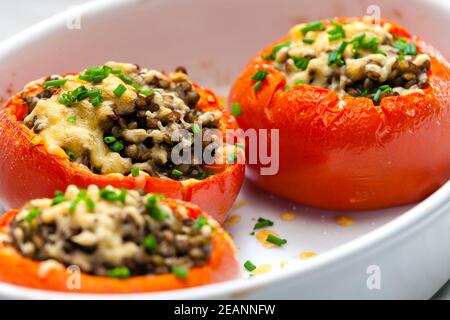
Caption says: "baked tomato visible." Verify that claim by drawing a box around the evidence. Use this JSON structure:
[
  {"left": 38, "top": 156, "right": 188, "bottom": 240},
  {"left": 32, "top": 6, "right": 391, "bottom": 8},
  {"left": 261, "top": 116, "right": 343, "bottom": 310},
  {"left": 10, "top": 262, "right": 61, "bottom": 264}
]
[
  {"left": 0, "top": 62, "right": 244, "bottom": 223},
  {"left": 0, "top": 185, "right": 239, "bottom": 293},
  {"left": 229, "top": 17, "right": 450, "bottom": 210}
]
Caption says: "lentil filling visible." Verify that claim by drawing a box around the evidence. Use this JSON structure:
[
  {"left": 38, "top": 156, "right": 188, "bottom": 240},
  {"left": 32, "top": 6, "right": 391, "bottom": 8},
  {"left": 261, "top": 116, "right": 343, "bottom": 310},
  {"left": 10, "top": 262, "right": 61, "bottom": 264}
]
[
  {"left": 263, "top": 17, "right": 431, "bottom": 104},
  {"left": 5, "top": 185, "right": 213, "bottom": 278},
  {"left": 21, "top": 62, "right": 224, "bottom": 179}
]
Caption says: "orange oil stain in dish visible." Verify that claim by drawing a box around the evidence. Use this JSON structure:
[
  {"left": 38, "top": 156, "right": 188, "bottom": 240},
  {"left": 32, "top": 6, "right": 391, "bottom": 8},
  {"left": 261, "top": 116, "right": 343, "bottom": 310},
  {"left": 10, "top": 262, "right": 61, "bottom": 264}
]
[
  {"left": 232, "top": 199, "right": 247, "bottom": 210},
  {"left": 299, "top": 251, "right": 317, "bottom": 260},
  {"left": 256, "top": 230, "right": 281, "bottom": 248},
  {"left": 280, "top": 211, "right": 297, "bottom": 221},
  {"left": 223, "top": 215, "right": 241, "bottom": 228},
  {"left": 251, "top": 264, "right": 272, "bottom": 276},
  {"left": 335, "top": 215, "right": 355, "bottom": 227}
]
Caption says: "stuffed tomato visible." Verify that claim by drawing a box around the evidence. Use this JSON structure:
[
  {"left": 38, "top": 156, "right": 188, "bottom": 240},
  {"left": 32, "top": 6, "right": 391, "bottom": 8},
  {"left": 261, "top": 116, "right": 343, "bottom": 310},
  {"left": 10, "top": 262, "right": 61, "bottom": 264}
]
[
  {"left": 0, "top": 62, "right": 244, "bottom": 223},
  {"left": 229, "top": 17, "right": 450, "bottom": 210},
  {"left": 0, "top": 185, "right": 239, "bottom": 293}
]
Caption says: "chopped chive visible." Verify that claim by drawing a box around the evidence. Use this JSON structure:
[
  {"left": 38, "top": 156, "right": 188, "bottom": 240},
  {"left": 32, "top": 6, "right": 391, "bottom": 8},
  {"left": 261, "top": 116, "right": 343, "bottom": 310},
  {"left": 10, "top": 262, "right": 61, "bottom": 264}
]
[
  {"left": 266, "top": 234, "right": 287, "bottom": 246},
  {"left": 328, "top": 41, "right": 348, "bottom": 66},
  {"left": 113, "top": 84, "right": 127, "bottom": 97},
  {"left": 140, "top": 88, "right": 154, "bottom": 96},
  {"left": 145, "top": 194, "right": 167, "bottom": 221},
  {"left": 194, "top": 215, "right": 208, "bottom": 230},
  {"left": 78, "top": 65, "right": 111, "bottom": 84},
  {"left": 392, "top": 41, "right": 417, "bottom": 56},
  {"left": 65, "top": 149, "right": 76, "bottom": 162},
  {"left": 25, "top": 208, "right": 40, "bottom": 223},
  {"left": 351, "top": 33, "right": 366, "bottom": 49},
  {"left": 192, "top": 124, "right": 201, "bottom": 133},
  {"left": 84, "top": 197, "right": 96, "bottom": 211},
  {"left": 144, "top": 235, "right": 157, "bottom": 252},
  {"left": 118, "top": 189, "right": 127, "bottom": 204},
  {"left": 253, "top": 217, "right": 274, "bottom": 230},
  {"left": 90, "top": 95, "right": 103, "bottom": 107},
  {"left": 373, "top": 84, "right": 393, "bottom": 103},
  {"left": 109, "top": 141, "right": 124, "bottom": 152},
  {"left": 302, "top": 39, "right": 315, "bottom": 44},
  {"left": 196, "top": 171, "right": 211, "bottom": 180},
  {"left": 253, "top": 80, "right": 263, "bottom": 92},
  {"left": 293, "top": 80, "right": 305, "bottom": 86},
  {"left": 69, "top": 199, "right": 80, "bottom": 214},
  {"left": 244, "top": 260, "right": 257, "bottom": 272},
  {"left": 103, "top": 136, "right": 117, "bottom": 144},
  {"left": 171, "top": 266, "right": 189, "bottom": 279},
  {"left": 252, "top": 70, "right": 269, "bottom": 81},
  {"left": 262, "top": 41, "right": 291, "bottom": 60},
  {"left": 119, "top": 73, "right": 133, "bottom": 84},
  {"left": 292, "top": 57, "right": 311, "bottom": 70},
  {"left": 106, "top": 267, "right": 130, "bottom": 279},
  {"left": 52, "top": 191, "right": 66, "bottom": 206},
  {"left": 171, "top": 168, "right": 183, "bottom": 177},
  {"left": 67, "top": 116, "right": 76, "bottom": 123},
  {"left": 301, "top": 21, "right": 325, "bottom": 35},
  {"left": 376, "top": 50, "right": 387, "bottom": 56},
  {"left": 361, "top": 37, "right": 379, "bottom": 52},
  {"left": 99, "top": 189, "right": 119, "bottom": 201},
  {"left": 361, "top": 88, "right": 370, "bottom": 97},
  {"left": 43, "top": 79, "right": 67, "bottom": 88},
  {"left": 328, "top": 21, "right": 346, "bottom": 41},
  {"left": 131, "top": 167, "right": 140, "bottom": 177},
  {"left": 231, "top": 102, "right": 241, "bottom": 116}
]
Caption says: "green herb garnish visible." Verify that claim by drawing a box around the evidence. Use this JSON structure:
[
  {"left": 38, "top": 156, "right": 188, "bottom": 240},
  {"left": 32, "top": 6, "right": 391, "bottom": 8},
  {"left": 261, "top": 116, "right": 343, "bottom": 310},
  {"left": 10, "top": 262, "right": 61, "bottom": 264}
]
[
  {"left": 328, "top": 20, "right": 346, "bottom": 41},
  {"left": 244, "top": 260, "right": 257, "bottom": 272},
  {"left": 109, "top": 141, "right": 124, "bottom": 152},
  {"left": 171, "top": 169, "right": 183, "bottom": 177},
  {"left": 65, "top": 149, "right": 76, "bottom": 162},
  {"left": 131, "top": 167, "right": 140, "bottom": 177},
  {"left": 140, "top": 88, "right": 154, "bottom": 96},
  {"left": 171, "top": 266, "right": 189, "bottom": 279},
  {"left": 292, "top": 57, "right": 311, "bottom": 70},
  {"left": 52, "top": 191, "right": 66, "bottom": 206},
  {"left": 79, "top": 65, "right": 112, "bottom": 84},
  {"left": 106, "top": 267, "right": 131, "bottom": 279},
  {"left": 262, "top": 41, "right": 291, "bottom": 60},
  {"left": 144, "top": 235, "right": 157, "bottom": 252},
  {"left": 253, "top": 217, "right": 274, "bottom": 230},
  {"left": 328, "top": 41, "right": 348, "bottom": 66},
  {"left": 113, "top": 84, "right": 127, "bottom": 97},
  {"left": 43, "top": 79, "right": 67, "bottom": 88},
  {"left": 266, "top": 234, "right": 287, "bottom": 246},
  {"left": 373, "top": 84, "right": 393, "bottom": 103},
  {"left": 252, "top": 70, "right": 269, "bottom": 81},
  {"left": 302, "top": 39, "right": 314, "bottom": 44},
  {"left": 301, "top": 21, "right": 325, "bottom": 35},
  {"left": 145, "top": 194, "right": 167, "bottom": 221},
  {"left": 194, "top": 215, "right": 208, "bottom": 230},
  {"left": 25, "top": 208, "right": 40, "bottom": 223},
  {"left": 67, "top": 116, "right": 76, "bottom": 123},
  {"left": 231, "top": 102, "right": 241, "bottom": 116}
]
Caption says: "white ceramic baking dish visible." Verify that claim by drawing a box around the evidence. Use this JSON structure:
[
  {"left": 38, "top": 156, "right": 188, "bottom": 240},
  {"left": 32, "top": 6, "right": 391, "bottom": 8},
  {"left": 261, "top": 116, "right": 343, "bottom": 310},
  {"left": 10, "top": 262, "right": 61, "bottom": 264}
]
[{"left": 0, "top": 0, "right": 449, "bottom": 299}]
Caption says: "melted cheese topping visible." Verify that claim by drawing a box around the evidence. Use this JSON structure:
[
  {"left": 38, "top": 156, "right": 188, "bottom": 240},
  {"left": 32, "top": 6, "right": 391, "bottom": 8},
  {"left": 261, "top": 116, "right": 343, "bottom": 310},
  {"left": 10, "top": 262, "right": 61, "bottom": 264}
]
[
  {"left": 272, "top": 17, "right": 430, "bottom": 97},
  {"left": 23, "top": 65, "right": 137, "bottom": 174}
]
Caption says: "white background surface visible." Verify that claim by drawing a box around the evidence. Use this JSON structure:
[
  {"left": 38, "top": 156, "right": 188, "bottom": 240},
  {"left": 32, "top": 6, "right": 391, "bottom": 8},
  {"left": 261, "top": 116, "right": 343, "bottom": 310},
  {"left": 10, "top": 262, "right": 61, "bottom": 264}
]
[{"left": 0, "top": 0, "right": 448, "bottom": 300}]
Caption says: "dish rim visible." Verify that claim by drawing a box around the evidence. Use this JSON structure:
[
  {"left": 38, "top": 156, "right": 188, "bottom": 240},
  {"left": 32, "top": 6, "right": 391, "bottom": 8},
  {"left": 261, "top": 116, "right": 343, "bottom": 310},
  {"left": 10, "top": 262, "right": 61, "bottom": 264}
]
[{"left": 0, "top": 0, "right": 449, "bottom": 299}]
